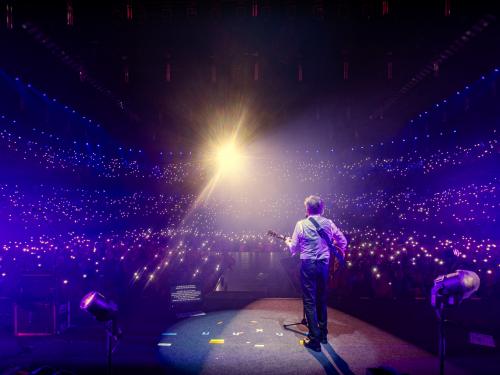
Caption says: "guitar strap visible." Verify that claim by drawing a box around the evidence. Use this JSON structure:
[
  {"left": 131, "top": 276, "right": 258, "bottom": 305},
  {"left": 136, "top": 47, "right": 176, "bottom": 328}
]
[{"left": 308, "top": 217, "right": 346, "bottom": 267}]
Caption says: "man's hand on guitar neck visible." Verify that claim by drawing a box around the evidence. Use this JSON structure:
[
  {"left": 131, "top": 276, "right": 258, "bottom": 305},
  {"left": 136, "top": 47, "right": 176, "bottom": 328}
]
[{"left": 266, "top": 230, "right": 294, "bottom": 251}]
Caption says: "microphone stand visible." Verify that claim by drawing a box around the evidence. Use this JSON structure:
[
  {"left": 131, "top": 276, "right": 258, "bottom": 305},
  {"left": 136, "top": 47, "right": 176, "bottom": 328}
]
[
  {"left": 283, "top": 308, "right": 307, "bottom": 331},
  {"left": 280, "top": 253, "right": 308, "bottom": 333}
]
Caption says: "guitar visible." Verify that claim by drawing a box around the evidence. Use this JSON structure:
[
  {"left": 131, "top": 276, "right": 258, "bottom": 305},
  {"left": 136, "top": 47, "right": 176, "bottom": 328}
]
[{"left": 267, "top": 230, "right": 346, "bottom": 279}]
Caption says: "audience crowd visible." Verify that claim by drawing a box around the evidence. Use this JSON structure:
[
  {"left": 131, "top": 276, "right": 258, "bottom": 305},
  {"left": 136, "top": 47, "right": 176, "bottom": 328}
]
[{"left": 0, "top": 109, "right": 499, "bottom": 308}]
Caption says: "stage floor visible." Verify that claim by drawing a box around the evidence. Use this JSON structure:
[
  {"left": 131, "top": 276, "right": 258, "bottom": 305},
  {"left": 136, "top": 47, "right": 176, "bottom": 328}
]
[
  {"left": 158, "top": 298, "right": 466, "bottom": 375},
  {"left": 0, "top": 298, "right": 475, "bottom": 374}
]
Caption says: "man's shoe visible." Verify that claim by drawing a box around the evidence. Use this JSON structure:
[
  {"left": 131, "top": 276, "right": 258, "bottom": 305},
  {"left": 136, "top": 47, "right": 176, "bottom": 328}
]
[
  {"left": 303, "top": 337, "right": 321, "bottom": 352},
  {"left": 320, "top": 336, "right": 328, "bottom": 344}
]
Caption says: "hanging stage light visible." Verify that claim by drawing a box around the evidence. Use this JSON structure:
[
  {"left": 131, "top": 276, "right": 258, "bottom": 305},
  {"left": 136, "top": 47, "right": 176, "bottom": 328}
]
[
  {"left": 80, "top": 291, "right": 118, "bottom": 322},
  {"left": 431, "top": 269, "right": 480, "bottom": 307}
]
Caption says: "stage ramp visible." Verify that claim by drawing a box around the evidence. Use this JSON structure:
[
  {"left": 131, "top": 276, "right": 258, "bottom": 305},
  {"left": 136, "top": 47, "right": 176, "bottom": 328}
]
[{"left": 216, "top": 252, "right": 300, "bottom": 297}]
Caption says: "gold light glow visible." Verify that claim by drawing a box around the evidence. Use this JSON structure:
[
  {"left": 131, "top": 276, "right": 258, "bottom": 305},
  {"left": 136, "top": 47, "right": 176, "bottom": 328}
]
[{"left": 215, "top": 140, "right": 243, "bottom": 174}]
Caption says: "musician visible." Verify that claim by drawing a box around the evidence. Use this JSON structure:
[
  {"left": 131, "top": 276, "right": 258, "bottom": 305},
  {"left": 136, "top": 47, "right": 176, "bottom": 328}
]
[{"left": 286, "top": 195, "right": 347, "bottom": 352}]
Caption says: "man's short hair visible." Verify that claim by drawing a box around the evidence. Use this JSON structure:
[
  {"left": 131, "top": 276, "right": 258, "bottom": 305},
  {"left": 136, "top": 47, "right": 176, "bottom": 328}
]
[{"left": 304, "top": 195, "right": 324, "bottom": 215}]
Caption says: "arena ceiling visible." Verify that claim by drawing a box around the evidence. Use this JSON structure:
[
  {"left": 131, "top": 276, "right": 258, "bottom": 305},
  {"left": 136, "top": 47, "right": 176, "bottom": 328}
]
[{"left": 1, "top": 0, "right": 499, "bottom": 152}]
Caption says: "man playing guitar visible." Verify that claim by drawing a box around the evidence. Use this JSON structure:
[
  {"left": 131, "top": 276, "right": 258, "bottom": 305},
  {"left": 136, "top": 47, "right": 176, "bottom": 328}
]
[{"left": 284, "top": 195, "right": 347, "bottom": 352}]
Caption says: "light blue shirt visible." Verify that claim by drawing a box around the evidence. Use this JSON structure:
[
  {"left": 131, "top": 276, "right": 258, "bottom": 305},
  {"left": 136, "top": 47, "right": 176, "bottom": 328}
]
[{"left": 288, "top": 215, "right": 347, "bottom": 261}]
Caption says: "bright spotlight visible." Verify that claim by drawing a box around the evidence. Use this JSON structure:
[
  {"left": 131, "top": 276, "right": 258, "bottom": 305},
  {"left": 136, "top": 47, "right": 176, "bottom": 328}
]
[
  {"left": 215, "top": 141, "right": 243, "bottom": 174},
  {"left": 195, "top": 118, "right": 252, "bottom": 207},
  {"left": 194, "top": 136, "right": 249, "bottom": 206}
]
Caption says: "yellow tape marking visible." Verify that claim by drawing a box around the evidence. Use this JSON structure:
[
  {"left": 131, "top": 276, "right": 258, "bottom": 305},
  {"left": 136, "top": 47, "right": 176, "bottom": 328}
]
[{"left": 209, "top": 339, "right": 225, "bottom": 344}]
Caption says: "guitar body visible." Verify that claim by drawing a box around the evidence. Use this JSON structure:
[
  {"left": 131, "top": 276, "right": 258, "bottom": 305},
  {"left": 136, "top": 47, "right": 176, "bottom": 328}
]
[{"left": 328, "top": 258, "right": 342, "bottom": 287}]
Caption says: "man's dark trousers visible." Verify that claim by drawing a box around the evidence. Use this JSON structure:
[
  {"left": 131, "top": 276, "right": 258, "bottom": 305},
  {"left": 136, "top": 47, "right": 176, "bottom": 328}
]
[{"left": 300, "top": 258, "right": 329, "bottom": 344}]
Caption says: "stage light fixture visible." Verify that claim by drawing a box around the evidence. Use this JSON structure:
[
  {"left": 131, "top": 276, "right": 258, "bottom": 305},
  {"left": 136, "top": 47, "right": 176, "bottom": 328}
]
[
  {"left": 431, "top": 269, "right": 480, "bottom": 307},
  {"left": 80, "top": 291, "right": 121, "bottom": 373},
  {"left": 431, "top": 270, "right": 480, "bottom": 375},
  {"left": 80, "top": 291, "right": 118, "bottom": 322}
]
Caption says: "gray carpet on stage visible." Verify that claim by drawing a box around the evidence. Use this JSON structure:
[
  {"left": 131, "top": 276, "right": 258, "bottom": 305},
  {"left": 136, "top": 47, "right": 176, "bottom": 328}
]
[{"left": 158, "top": 298, "right": 465, "bottom": 375}]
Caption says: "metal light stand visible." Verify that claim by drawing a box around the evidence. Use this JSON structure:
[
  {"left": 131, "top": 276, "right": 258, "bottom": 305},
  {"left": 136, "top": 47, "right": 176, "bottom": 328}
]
[
  {"left": 435, "top": 301, "right": 447, "bottom": 375},
  {"left": 105, "top": 319, "right": 121, "bottom": 375},
  {"left": 433, "top": 293, "right": 459, "bottom": 375}
]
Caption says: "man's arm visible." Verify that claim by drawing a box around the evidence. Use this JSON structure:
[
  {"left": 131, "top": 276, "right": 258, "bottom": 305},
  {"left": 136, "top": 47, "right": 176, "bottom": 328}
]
[
  {"left": 330, "top": 222, "right": 347, "bottom": 255},
  {"left": 286, "top": 221, "right": 302, "bottom": 256}
]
